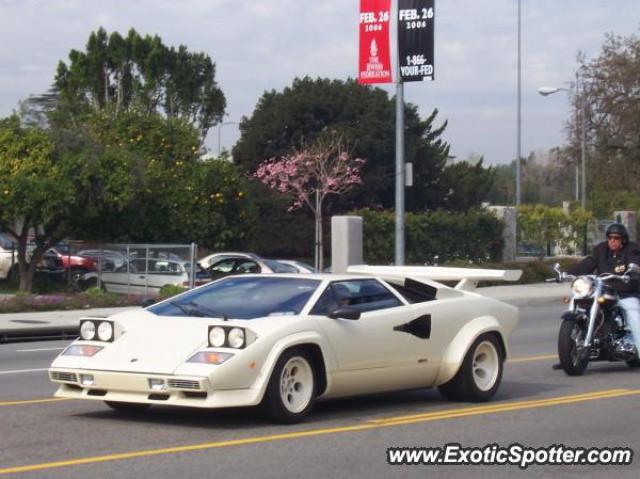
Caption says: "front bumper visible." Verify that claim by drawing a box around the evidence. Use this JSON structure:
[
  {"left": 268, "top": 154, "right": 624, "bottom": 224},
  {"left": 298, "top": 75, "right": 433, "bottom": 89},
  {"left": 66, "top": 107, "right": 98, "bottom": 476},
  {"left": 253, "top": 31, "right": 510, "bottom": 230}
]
[{"left": 49, "top": 368, "right": 263, "bottom": 408}]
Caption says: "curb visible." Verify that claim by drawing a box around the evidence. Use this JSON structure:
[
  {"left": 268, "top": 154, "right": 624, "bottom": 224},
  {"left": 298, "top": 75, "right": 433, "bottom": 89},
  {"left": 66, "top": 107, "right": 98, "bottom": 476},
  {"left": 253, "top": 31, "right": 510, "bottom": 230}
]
[{"left": 0, "top": 307, "right": 139, "bottom": 343}]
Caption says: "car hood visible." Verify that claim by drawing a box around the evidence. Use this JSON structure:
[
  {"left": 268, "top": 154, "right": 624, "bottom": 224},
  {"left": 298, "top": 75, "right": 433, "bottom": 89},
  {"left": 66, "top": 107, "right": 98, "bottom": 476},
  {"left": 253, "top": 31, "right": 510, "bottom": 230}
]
[
  {"left": 81, "top": 310, "right": 210, "bottom": 374},
  {"left": 58, "top": 309, "right": 307, "bottom": 375}
]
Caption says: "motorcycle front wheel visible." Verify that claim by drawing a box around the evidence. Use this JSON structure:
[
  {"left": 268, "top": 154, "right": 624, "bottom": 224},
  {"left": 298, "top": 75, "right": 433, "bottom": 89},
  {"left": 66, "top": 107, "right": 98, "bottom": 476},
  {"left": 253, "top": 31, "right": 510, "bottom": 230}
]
[{"left": 558, "top": 318, "right": 589, "bottom": 376}]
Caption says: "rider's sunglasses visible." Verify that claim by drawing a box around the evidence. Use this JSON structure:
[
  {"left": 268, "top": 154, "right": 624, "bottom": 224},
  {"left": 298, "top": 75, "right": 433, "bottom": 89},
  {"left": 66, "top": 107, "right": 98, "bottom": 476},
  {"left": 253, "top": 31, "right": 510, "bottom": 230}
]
[{"left": 607, "top": 235, "right": 622, "bottom": 241}]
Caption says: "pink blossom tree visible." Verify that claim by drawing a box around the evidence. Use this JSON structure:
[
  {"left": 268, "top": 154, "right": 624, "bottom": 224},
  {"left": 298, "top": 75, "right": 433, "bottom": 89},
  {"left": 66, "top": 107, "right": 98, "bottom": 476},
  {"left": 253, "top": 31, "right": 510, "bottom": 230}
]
[{"left": 254, "top": 136, "right": 365, "bottom": 270}]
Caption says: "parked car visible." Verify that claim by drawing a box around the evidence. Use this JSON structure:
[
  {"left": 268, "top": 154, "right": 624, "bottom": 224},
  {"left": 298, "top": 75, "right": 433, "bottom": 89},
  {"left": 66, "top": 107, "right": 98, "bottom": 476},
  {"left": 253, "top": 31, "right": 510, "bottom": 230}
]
[
  {"left": 49, "top": 266, "right": 520, "bottom": 423},
  {"left": 76, "top": 249, "right": 128, "bottom": 271},
  {"left": 197, "top": 252, "right": 257, "bottom": 269},
  {"left": 0, "top": 233, "right": 16, "bottom": 281},
  {"left": 206, "top": 255, "right": 307, "bottom": 279},
  {"left": 276, "top": 259, "right": 317, "bottom": 273},
  {"left": 38, "top": 246, "right": 97, "bottom": 283},
  {"left": 80, "top": 258, "right": 209, "bottom": 295}
]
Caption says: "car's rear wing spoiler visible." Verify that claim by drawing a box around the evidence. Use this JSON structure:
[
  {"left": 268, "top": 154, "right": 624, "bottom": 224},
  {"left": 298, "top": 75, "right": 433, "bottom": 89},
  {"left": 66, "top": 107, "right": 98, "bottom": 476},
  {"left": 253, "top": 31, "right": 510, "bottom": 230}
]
[{"left": 346, "top": 265, "right": 522, "bottom": 291}]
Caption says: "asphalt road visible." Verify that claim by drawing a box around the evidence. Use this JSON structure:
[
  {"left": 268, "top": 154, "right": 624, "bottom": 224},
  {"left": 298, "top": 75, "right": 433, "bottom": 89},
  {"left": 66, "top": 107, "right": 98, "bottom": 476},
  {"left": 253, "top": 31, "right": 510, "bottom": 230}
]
[{"left": 1, "top": 301, "right": 639, "bottom": 478}]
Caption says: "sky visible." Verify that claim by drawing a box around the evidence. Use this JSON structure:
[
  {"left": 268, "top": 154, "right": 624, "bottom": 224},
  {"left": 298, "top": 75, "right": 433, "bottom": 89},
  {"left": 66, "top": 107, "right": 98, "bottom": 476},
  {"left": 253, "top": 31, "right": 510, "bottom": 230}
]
[{"left": 0, "top": 0, "right": 639, "bottom": 165}]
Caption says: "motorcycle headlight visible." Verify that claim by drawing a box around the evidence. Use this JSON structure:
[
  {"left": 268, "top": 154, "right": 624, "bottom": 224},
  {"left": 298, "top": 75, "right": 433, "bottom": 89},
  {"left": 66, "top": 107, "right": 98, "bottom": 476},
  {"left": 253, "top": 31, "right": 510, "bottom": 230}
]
[{"left": 572, "top": 277, "right": 594, "bottom": 299}]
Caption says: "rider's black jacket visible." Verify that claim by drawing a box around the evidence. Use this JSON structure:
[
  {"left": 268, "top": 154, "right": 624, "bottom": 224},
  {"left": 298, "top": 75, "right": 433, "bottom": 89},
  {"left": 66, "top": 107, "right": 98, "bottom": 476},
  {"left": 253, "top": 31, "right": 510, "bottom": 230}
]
[{"left": 568, "top": 241, "right": 640, "bottom": 297}]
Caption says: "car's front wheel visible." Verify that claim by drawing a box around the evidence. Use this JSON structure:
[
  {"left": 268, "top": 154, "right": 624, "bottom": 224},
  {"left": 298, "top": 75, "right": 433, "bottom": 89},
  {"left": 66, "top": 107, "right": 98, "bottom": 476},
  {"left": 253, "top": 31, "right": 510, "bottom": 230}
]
[
  {"left": 104, "top": 401, "right": 151, "bottom": 414},
  {"left": 263, "top": 348, "right": 316, "bottom": 423},
  {"left": 438, "top": 333, "right": 503, "bottom": 402}
]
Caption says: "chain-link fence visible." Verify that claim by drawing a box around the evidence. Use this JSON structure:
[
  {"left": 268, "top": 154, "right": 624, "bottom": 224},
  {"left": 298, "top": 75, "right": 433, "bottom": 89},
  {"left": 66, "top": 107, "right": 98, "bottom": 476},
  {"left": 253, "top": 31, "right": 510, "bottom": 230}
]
[{"left": 1, "top": 240, "right": 199, "bottom": 296}]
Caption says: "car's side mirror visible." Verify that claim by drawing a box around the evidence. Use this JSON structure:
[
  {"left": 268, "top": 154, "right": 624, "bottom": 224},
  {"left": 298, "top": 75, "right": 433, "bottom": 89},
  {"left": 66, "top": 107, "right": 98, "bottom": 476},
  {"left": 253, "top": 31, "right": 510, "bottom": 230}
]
[
  {"left": 141, "top": 298, "right": 156, "bottom": 308},
  {"left": 328, "top": 307, "right": 361, "bottom": 320}
]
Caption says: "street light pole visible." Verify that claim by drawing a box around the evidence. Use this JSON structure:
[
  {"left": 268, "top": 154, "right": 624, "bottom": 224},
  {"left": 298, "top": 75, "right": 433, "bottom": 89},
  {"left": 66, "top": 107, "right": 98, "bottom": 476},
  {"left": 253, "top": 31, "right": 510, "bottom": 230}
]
[
  {"left": 217, "top": 121, "right": 240, "bottom": 155},
  {"left": 516, "top": 0, "right": 522, "bottom": 206},
  {"left": 578, "top": 71, "right": 586, "bottom": 210},
  {"left": 538, "top": 78, "right": 587, "bottom": 208},
  {"left": 539, "top": 72, "right": 588, "bottom": 254}
]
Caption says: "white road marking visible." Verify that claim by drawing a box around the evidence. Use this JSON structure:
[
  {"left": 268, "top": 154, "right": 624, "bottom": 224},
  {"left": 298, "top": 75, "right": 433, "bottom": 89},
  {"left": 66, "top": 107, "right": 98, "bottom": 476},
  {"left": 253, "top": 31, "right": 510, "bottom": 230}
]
[
  {"left": 16, "top": 347, "right": 65, "bottom": 352},
  {"left": 0, "top": 368, "right": 48, "bottom": 375}
]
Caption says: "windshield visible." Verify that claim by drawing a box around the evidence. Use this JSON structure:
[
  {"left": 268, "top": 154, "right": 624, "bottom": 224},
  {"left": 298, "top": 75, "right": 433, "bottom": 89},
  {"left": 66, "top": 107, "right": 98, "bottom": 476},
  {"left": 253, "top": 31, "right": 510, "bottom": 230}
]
[
  {"left": 0, "top": 233, "right": 14, "bottom": 250},
  {"left": 148, "top": 276, "right": 321, "bottom": 319}
]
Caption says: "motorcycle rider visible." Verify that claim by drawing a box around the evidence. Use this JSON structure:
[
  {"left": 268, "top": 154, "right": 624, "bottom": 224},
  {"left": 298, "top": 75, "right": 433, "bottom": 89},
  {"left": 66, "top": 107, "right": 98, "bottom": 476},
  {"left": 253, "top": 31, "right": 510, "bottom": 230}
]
[{"left": 563, "top": 223, "right": 640, "bottom": 361}]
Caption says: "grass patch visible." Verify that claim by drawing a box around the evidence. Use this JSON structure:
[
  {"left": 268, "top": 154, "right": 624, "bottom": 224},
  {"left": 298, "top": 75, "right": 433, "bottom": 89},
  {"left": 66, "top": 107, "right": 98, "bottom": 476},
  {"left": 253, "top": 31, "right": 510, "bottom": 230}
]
[{"left": 0, "top": 289, "right": 145, "bottom": 314}]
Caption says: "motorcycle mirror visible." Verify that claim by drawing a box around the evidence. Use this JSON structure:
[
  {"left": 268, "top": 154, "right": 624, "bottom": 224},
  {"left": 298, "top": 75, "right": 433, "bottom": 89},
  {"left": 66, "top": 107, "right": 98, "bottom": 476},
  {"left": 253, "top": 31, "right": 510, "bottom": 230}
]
[{"left": 628, "top": 263, "right": 640, "bottom": 274}]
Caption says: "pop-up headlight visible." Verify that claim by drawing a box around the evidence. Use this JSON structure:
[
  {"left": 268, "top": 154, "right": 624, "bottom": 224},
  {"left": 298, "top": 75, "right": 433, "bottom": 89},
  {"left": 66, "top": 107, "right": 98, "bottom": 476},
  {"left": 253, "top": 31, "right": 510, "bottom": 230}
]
[
  {"left": 207, "top": 326, "right": 255, "bottom": 349},
  {"left": 79, "top": 319, "right": 116, "bottom": 342}
]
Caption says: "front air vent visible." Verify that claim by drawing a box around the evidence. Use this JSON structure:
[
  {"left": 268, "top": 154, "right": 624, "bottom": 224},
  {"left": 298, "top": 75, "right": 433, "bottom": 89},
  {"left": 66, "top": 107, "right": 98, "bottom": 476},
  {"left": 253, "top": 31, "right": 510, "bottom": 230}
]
[
  {"left": 182, "top": 391, "right": 207, "bottom": 399},
  {"left": 148, "top": 393, "right": 170, "bottom": 401},
  {"left": 168, "top": 379, "right": 202, "bottom": 390},
  {"left": 51, "top": 371, "right": 77, "bottom": 382},
  {"left": 87, "top": 389, "right": 107, "bottom": 396}
]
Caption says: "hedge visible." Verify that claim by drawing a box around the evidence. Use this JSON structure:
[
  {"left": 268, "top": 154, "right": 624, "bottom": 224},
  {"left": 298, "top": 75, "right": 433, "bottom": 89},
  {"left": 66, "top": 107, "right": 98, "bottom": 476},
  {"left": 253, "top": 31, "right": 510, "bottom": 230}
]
[{"left": 350, "top": 208, "right": 504, "bottom": 264}]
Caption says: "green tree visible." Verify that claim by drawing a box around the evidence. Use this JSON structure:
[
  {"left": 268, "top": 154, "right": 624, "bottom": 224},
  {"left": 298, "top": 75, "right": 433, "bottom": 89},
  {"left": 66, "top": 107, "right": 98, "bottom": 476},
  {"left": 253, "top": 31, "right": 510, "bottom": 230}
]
[
  {"left": 517, "top": 204, "right": 592, "bottom": 257},
  {"left": 233, "top": 77, "right": 451, "bottom": 211},
  {"left": 561, "top": 31, "right": 640, "bottom": 212},
  {"left": 67, "top": 111, "right": 257, "bottom": 249},
  {"left": 0, "top": 116, "right": 86, "bottom": 291},
  {"left": 53, "top": 28, "right": 226, "bottom": 137},
  {"left": 439, "top": 158, "right": 495, "bottom": 211}
]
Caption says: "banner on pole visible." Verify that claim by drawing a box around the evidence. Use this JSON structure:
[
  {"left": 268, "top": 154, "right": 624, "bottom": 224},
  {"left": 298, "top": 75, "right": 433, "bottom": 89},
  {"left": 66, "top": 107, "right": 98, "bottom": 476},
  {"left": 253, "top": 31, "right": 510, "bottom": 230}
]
[
  {"left": 358, "top": 0, "right": 392, "bottom": 84},
  {"left": 397, "top": 0, "right": 435, "bottom": 82}
]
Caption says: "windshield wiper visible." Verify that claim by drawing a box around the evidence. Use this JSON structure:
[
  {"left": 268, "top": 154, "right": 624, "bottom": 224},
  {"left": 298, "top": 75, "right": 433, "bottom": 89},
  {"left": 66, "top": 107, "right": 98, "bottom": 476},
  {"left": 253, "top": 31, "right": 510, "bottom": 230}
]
[
  {"left": 187, "top": 301, "right": 229, "bottom": 321},
  {"left": 170, "top": 301, "right": 205, "bottom": 317}
]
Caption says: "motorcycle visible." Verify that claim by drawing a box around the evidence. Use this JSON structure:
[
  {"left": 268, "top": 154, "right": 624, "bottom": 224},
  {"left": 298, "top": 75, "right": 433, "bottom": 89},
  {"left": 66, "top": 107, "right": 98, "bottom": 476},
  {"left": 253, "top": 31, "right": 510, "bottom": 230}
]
[{"left": 548, "top": 263, "right": 640, "bottom": 375}]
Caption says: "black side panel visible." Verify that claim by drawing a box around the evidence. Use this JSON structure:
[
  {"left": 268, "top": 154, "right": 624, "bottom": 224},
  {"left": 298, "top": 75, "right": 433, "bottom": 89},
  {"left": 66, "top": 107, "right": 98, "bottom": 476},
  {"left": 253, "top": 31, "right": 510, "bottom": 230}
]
[{"left": 393, "top": 315, "right": 431, "bottom": 339}]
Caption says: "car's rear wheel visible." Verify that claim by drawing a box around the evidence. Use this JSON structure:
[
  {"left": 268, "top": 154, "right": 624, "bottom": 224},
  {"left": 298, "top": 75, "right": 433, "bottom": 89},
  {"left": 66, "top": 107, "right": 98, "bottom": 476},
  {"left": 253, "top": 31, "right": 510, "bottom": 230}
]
[
  {"left": 81, "top": 277, "right": 98, "bottom": 291},
  {"left": 438, "top": 333, "right": 503, "bottom": 402},
  {"left": 104, "top": 401, "right": 151, "bottom": 413},
  {"left": 626, "top": 358, "right": 640, "bottom": 368},
  {"left": 263, "top": 348, "right": 316, "bottom": 423}
]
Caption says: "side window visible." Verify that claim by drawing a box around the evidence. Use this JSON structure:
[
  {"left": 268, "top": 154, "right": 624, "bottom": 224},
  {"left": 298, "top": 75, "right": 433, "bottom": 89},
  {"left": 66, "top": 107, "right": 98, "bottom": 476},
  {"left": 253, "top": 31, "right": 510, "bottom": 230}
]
[
  {"left": 236, "top": 260, "right": 260, "bottom": 274},
  {"left": 209, "top": 258, "right": 236, "bottom": 274},
  {"left": 310, "top": 280, "right": 402, "bottom": 316},
  {"left": 309, "top": 286, "right": 341, "bottom": 316},
  {"left": 133, "top": 259, "right": 149, "bottom": 273},
  {"left": 152, "top": 261, "right": 168, "bottom": 273}
]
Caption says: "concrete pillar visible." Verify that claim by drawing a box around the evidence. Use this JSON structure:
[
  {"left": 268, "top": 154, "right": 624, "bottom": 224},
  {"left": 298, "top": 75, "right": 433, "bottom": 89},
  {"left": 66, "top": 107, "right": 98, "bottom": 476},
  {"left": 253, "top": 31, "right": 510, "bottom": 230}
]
[
  {"left": 614, "top": 210, "right": 637, "bottom": 243},
  {"left": 331, "top": 216, "right": 363, "bottom": 274},
  {"left": 488, "top": 206, "right": 516, "bottom": 262}
]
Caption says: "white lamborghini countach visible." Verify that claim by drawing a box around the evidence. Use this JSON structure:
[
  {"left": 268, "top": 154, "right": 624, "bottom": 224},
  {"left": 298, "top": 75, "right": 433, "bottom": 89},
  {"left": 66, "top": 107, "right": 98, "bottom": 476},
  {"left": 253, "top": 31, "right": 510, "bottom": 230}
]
[{"left": 49, "top": 266, "right": 521, "bottom": 423}]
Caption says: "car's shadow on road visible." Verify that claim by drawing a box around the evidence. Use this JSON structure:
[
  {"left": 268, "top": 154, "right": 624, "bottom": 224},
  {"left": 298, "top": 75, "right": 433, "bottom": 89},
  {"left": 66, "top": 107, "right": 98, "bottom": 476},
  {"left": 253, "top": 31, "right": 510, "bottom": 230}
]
[
  {"left": 72, "top": 379, "right": 584, "bottom": 431},
  {"left": 74, "top": 388, "right": 465, "bottom": 430}
]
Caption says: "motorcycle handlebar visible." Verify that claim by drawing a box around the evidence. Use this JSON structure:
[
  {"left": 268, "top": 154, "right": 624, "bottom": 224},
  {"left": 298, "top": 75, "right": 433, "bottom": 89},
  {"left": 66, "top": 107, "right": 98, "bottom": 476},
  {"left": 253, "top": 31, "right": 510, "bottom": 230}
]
[{"left": 599, "top": 273, "right": 631, "bottom": 283}]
